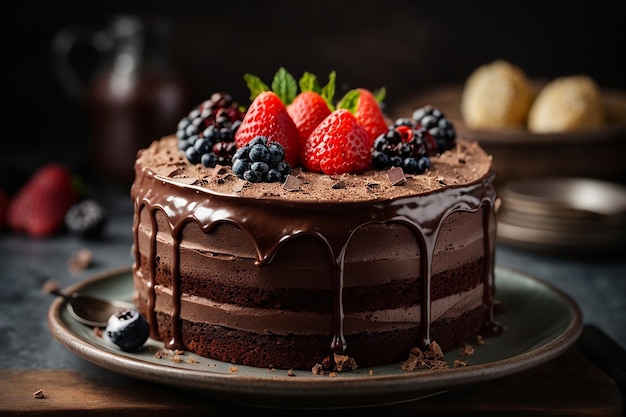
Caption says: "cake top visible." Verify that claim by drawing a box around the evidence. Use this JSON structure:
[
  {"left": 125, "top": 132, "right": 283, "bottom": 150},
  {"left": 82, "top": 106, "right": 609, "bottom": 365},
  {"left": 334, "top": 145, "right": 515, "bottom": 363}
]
[
  {"left": 137, "top": 135, "right": 492, "bottom": 203},
  {"left": 136, "top": 67, "right": 494, "bottom": 203}
]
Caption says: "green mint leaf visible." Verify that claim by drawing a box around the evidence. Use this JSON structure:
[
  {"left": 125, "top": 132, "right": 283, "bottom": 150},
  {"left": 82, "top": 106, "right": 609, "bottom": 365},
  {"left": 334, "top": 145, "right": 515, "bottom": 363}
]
[
  {"left": 321, "top": 71, "right": 336, "bottom": 111},
  {"left": 336, "top": 89, "right": 360, "bottom": 114},
  {"left": 373, "top": 87, "right": 386, "bottom": 103},
  {"left": 271, "top": 67, "right": 298, "bottom": 105},
  {"left": 243, "top": 74, "right": 269, "bottom": 101}
]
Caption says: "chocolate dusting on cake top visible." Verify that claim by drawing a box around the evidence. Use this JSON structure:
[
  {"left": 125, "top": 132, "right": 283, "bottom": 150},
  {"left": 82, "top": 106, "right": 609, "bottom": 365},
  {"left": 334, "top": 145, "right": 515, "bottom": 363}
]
[{"left": 139, "top": 135, "right": 492, "bottom": 203}]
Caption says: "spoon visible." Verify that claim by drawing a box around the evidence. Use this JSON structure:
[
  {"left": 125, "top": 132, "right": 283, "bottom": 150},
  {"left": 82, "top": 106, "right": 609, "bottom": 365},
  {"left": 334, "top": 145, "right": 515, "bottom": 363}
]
[{"left": 44, "top": 281, "right": 135, "bottom": 328}]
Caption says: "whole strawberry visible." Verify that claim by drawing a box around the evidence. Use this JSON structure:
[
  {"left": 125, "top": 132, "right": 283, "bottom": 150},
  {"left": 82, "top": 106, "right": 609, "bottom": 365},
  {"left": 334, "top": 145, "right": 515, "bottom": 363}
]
[
  {"left": 7, "top": 164, "right": 79, "bottom": 238},
  {"left": 303, "top": 109, "right": 372, "bottom": 174},
  {"left": 234, "top": 91, "right": 300, "bottom": 167},
  {"left": 287, "top": 71, "right": 335, "bottom": 160},
  {"left": 338, "top": 87, "right": 388, "bottom": 143}
]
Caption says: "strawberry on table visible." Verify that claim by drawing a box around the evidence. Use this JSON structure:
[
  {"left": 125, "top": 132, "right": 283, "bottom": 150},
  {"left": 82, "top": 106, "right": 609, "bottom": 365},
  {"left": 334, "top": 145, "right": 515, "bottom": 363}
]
[
  {"left": 303, "top": 109, "right": 372, "bottom": 175},
  {"left": 7, "top": 163, "right": 79, "bottom": 238}
]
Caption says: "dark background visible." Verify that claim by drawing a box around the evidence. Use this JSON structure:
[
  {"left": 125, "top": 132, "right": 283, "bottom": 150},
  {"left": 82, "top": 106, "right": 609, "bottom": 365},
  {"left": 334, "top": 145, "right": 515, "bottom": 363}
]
[{"left": 6, "top": 0, "right": 626, "bottom": 192}]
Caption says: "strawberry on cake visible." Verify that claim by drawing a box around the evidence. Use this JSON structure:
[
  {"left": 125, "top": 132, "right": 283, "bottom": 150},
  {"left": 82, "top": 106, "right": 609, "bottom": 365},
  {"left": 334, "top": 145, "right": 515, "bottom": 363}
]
[{"left": 131, "top": 68, "right": 501, "bottom": 371}]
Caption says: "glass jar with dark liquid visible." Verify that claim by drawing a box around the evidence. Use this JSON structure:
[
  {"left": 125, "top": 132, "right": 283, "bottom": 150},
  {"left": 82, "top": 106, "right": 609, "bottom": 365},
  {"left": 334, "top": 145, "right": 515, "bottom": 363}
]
[{"left": 52, "top": 15, "right": 190, "bottom": 184}]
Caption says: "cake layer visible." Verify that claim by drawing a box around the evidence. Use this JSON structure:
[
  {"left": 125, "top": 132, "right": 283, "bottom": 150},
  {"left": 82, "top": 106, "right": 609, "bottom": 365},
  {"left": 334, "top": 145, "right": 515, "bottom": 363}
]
[
  {"left": 147, "top": 306, "right": 486, "bottom": 370},
  {"left": 134, "top": 208, "right": 487, "bottom": 312},
  {"left": 134, "top": 278, "right": 484, "bottom": 334}
]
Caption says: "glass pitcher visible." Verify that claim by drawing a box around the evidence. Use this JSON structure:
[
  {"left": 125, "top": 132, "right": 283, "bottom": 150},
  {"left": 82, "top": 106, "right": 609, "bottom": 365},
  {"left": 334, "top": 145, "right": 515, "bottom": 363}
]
[{"left": 51, "top": 15, "right": 191, "bottom": 184}]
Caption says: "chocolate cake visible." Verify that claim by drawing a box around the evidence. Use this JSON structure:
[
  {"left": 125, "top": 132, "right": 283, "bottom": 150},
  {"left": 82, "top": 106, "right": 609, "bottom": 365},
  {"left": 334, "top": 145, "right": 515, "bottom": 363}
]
[
  {"left": 131, "top": 134, "right": 499, "bottom": 370},
  {"left": 131, "top": 69, "right": 500, "bottom": 370}
]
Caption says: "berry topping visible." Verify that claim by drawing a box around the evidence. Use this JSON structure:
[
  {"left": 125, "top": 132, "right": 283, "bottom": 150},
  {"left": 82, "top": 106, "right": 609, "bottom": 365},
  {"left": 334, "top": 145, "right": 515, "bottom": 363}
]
[
  {"left": 64, "top": 199, "right": 108, "bottom": 239},
  {"left": 7, "top": 164, "right": 79, "bottom": 237},
  {"left": 371, "top": 118, "right": 432, "bottom": 174},
  {"left": 104, "top": 309, "right": 150, "bottom": 352},
  {"left": 231, "top": 136, "right": 291, "bottom": 183},
  {"left": 304, "top": 109, "right": 372, "bottom": 175},
  {"left": 286, "top": 71, "right": 336, "bottom": 159},
  {"left": 177, "top": 92, "right": 244, "bottom": 167},
  {"left": 412, "top": 105, "right": 456, "bottom": 154}
]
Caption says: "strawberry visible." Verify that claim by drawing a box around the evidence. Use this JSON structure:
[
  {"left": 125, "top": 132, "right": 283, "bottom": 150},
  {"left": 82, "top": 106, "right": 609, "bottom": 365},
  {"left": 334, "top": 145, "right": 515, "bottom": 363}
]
[
  {"left": 7, "top": 163, "right": 79, "bottom": 238},
  {"left": 234, "top": 91, "right": 300, "bottom": 167},
  {"left": 287, "top": 71, "right": 336, "bottom": 160},
  {"left": 303, "top": 109, "right": 372, "bottom": 175},
  {"left": 338, "top": 87, "right": 388, "bottom": 143},
  {"left": 287, "top": 91, "right": 332, "bottom": 159}
]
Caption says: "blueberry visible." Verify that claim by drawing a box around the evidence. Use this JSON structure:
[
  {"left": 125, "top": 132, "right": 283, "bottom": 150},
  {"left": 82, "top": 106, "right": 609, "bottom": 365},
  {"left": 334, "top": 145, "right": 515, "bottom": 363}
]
[
  {"left": 104, "top": 309, "right": 150, "bottom": 352},
  {"left": 185, "top": 147, "right": 201, "bottom": 164},
  {"left": 243, "top": 169, "right": 262, "bottom": 183},
  {"left": 417, "top": 155, "right": 431, "bottom": 172},
  {"left": 403, "top": 157, "right": 419, "bottom": 174},
  {"left": 268, "top": 142, "right": 285, "bottom": 165},
  {"left": 276, "top": 160, "right": 291, "bottom": 175},
  {"left": 249, "top": 143, "right": 270, "bottom": 163},
  {"left": 232, "top": 159, "right": 249, "bottom": 177},
  {"left": 372, "top": 151, "right": 389, "bottom": 170},
  {"left": 194, "top": 137, "right": 211, "bottom": 154},
  {"left": 201, "top": 152, "right": 218, "bottom": 167},
  {"left": 251, "top": 161, "right": 269, "bottom": 175},
  {"left": 266, "top": 168, "right": 283, "bottom": 182}
]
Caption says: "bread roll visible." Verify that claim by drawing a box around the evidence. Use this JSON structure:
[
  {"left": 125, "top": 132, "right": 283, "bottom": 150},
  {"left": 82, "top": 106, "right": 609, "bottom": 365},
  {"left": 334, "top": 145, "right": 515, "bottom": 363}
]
[
  {"left": 461, "top": 60, "right": 535, "bottom": 129},
  {"left": 528, "top": 75, "right": 604, "bottom": 133}
]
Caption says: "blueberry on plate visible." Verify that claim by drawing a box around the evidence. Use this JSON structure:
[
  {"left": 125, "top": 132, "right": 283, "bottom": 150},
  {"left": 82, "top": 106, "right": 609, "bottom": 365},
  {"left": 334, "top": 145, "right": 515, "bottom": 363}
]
[{"left": 104, "top": 309, "right": 150, "bottom": 352}]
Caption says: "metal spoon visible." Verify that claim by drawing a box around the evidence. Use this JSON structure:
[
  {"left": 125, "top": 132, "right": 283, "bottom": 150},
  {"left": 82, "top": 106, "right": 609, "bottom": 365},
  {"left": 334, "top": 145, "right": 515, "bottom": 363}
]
[{"left": 46, "top": 284, "right": 135, "bottom": 328}]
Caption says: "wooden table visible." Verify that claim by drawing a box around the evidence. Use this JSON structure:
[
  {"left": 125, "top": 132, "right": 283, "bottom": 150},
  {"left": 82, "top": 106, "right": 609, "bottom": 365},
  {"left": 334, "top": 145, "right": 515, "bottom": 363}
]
[{"left": 1, "top": 326, "right": 623, "bottom": 416}]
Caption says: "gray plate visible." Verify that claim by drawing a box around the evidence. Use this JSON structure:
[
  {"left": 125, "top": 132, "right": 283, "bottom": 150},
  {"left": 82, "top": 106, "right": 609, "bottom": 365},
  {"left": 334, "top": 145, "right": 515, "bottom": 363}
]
[{"left": 48, "top": 266, "right": 582, "bottom": 409}]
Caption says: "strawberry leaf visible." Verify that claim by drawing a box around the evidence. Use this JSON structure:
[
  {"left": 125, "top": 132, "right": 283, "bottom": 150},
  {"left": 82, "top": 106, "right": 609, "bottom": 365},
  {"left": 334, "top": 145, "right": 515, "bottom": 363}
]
[
  {"left": 244, "top": 74, "right": 269, "bottom": 101},
  {"left": 271, "top": 67, "right": 298, "bottom": 105},
  {"left": 373, "top": 87, "right": 386, "bottom": 103},
  {"left": 336, "top": 89, "right": 360, "bottom": 114},
  {"left": 321, "top": 71, "right": 337, "bottom": 111},
  {"left": 299, "top": 72, "right": 320, "bottom": 93}
]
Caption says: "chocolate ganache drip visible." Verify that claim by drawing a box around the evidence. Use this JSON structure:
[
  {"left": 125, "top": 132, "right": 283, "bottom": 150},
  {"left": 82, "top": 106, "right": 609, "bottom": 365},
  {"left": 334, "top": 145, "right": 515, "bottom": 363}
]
[{"left": 132, "top": 163, "right": 500, "bottom": 355}]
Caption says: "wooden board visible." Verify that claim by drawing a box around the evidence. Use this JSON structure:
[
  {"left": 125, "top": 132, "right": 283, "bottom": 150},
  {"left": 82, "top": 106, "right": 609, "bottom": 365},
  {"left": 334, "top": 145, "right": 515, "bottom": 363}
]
[{"left": 0, "top": 344, "right": 623, "bottom": 416}]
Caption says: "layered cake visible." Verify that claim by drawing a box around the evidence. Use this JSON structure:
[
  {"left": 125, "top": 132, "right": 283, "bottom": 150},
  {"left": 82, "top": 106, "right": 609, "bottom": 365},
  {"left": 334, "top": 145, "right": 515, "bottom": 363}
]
[{"left": 131, "top": 69, "right": 501, "bottom": 370}]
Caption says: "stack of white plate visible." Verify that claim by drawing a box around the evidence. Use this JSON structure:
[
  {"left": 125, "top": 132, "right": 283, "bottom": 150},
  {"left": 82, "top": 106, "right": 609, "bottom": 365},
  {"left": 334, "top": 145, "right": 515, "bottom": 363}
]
[{"left": 497, "top": 177, "right": 626, "bottom": 254}]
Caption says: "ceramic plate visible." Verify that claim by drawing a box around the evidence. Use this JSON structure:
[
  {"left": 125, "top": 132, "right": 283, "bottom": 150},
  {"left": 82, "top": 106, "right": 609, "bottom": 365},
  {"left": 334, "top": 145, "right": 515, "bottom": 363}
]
[
  {"left": 48, "top": 266, "right": 582, "bottom": 409},
  {"left": 497, "top": 177, "right": 626, "bottom": 254}
]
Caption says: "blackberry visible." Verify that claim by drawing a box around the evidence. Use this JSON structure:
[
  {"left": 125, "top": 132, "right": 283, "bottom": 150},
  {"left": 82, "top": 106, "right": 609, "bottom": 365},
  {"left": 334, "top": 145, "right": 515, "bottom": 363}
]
[
  {"left": 64, "top": 199, "right": 107, "bottom": 239},
  {"left": 371, "top": 121, "right": 431, "bottom": 175},
  {"left": 176, "top": 92, "right": 244, "bottom": 167},
  {"left": 231, "top": 136, "right": 291, "bottom": 183},
  {"left": 412, "top": 105, "right": 456, "bottom": 154}
]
